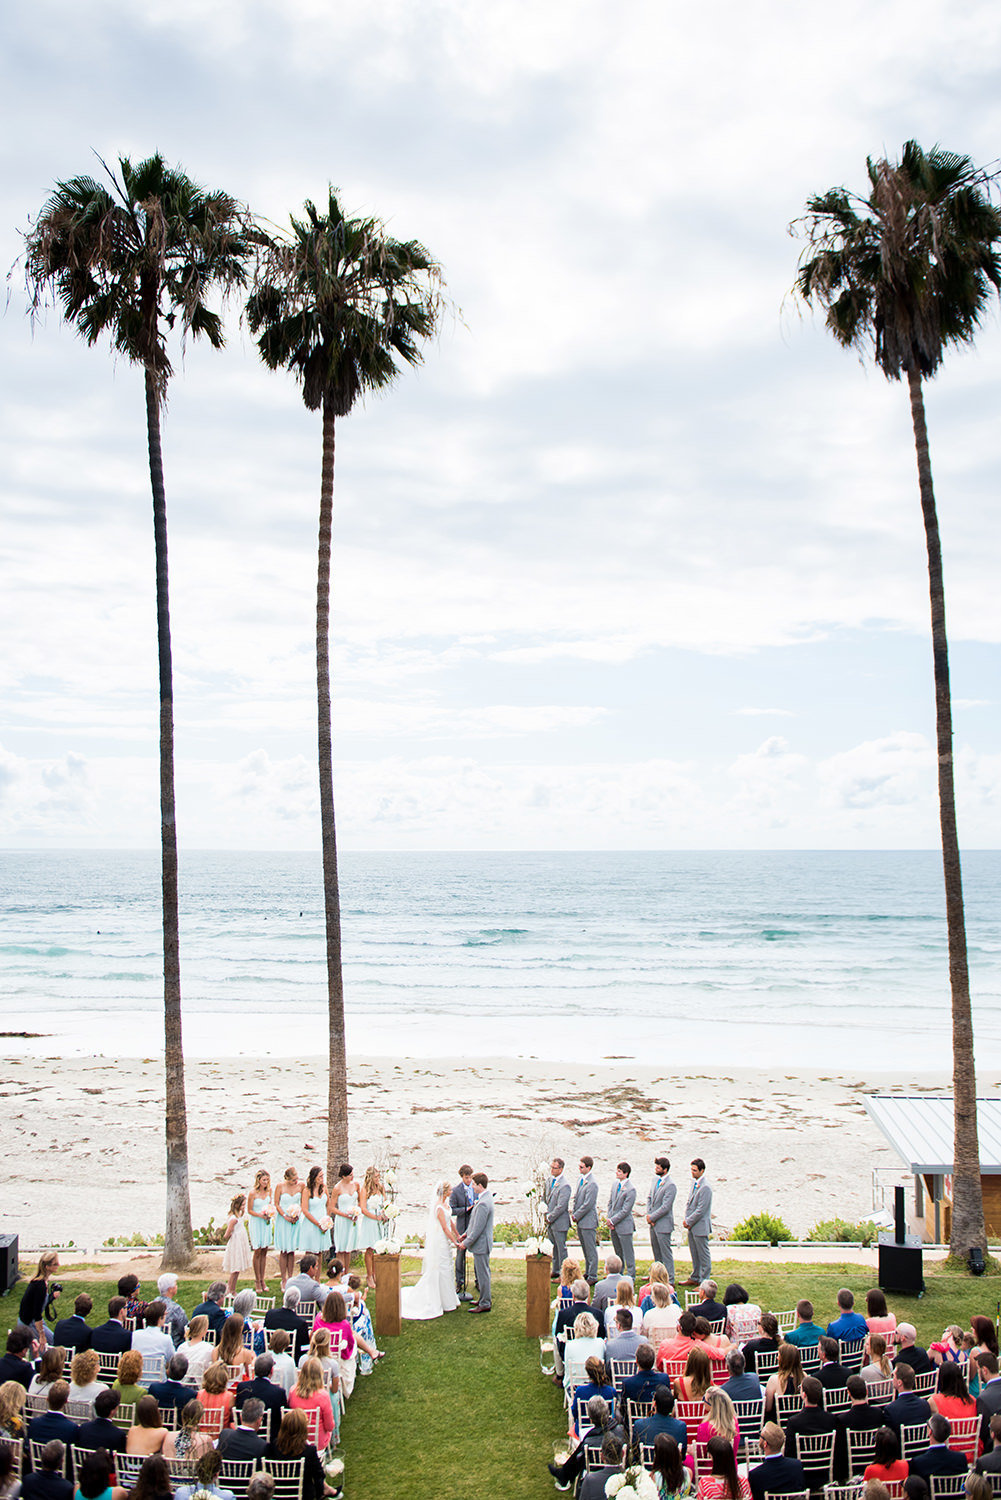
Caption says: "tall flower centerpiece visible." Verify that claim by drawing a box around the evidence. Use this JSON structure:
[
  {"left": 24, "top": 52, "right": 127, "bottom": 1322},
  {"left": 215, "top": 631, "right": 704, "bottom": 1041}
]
[
  {"left": 524, "top": 1157, "right": 555, "bottom": 1337},
  {"left": 372, "top": 1156, "right": 402, "bottom": 1337},
  {"left": 607, "top": 1468, "right": 658, "bottom": 1500}
]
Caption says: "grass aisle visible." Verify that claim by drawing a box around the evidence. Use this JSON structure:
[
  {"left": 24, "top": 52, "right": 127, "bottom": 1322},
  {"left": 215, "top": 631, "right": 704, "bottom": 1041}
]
[{"left": 341, "top": 1259, "right": 561, "bottom": 1500}]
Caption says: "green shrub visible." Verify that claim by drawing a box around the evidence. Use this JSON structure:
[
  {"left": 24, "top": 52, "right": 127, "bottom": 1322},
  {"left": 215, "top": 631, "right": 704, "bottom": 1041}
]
[
  {"left": 729, "top": 1212, "right": 793, "bottom": 1246},
  {"left": 807, "top": 1217, "right": 878, "bottom": 1246},
  {"left": 494, "top": 1219, "right": 535, "bottom": 1246}
]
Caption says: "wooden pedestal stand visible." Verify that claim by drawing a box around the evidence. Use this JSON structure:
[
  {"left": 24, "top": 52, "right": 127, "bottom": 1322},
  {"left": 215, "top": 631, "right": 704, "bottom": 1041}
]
[
  {"left": 373, "top": 1253, "right": 401, "bottom": 1337},
  {"left": 526, "top": 1252, "right": 552, "bottom": 1337}
]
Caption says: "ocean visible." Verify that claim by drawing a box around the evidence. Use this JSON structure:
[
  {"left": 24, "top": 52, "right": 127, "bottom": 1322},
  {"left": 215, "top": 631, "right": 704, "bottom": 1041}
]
[{"left": 1, "top": 849, "right": 1000, "bottom": 1068}]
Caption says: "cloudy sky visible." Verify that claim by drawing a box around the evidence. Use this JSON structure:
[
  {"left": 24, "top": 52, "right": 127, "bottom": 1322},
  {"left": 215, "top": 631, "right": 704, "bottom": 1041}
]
[{"left": 2, "top": 0, "right": 1000, "bottom": 851}]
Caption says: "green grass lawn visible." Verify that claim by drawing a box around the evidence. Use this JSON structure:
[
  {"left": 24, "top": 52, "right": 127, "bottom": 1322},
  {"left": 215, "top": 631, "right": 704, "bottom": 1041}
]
[{"left": 7, "top": 1253, "right": 999, "bottom": 1500}]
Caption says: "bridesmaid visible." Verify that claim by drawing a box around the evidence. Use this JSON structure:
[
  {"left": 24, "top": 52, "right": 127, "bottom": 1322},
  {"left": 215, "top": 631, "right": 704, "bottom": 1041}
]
[
  {"left": 332, "top": 1164, "right": 360, "bottom": 1267},
  {"left": 246, "top": 1169, "right": 274, "bottom": 1293},
  {"left": 299, "top": 1166, "right": 331, "bottom": 1259},
  {"left": 274, "top": 1165, "right": 303, "bottom": 1286},
  {"left": 355, "top": 1166, "right": 388, "bottom": 1289}
]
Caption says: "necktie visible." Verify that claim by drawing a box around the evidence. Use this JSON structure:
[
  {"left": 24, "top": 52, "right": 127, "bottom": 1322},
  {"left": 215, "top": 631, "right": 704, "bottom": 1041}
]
[{"left": 616, "top": 1182, "right": 621, "bottom": 1194}]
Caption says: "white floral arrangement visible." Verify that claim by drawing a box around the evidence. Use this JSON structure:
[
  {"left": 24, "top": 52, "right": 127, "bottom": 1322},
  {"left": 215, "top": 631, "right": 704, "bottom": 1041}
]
[
  {"left": 382, "top": 1203, "right": 400, "bottom": 1220},
  {"left": 524, "top": 1154, "right": 558, "bottom": 1238},
  {"left": 323, "top": 1455, "right": 344, "bottom": 1493},
  {"left": 190, "top": 1489, "right": 214, "bottom": 1500},
  {"left": 383, "top": 1168, "right": 397, "bottom": 1191},
  {"left": 606, "top": 1466, "right": 658, "bottom": 1499},
  {"left": 375, "top": 1238, "right": 402, "bottom": 1254}
]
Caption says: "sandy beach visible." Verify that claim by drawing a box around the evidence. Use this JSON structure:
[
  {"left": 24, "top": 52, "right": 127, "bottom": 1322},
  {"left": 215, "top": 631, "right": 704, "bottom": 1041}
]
[{"left": 5, "top": 1050, "right": 993, "bottom": 1252}]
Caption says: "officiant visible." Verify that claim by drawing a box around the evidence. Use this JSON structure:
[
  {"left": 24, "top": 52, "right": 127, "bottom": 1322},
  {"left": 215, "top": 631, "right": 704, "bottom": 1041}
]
[{"left": 449, "top": 1166, "right": 476, "bottom": 1303}]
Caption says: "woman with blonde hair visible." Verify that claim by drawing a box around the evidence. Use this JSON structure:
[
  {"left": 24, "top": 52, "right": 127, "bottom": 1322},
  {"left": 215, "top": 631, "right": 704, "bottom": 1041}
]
[
  {"left": 177, "top": 1316, "right": 213, "bottom": 1387},
  {"left": 246, "top": 1168, "right": 274, "bottom": 1293},
  {"left": 17, "top": 1251, "right": 59, "bottom": 1351},
  {"left": 196, "top": 1362, "right": 234, "bottom": 1431},
  {"left": 0, "top": 1381, "right": 26, "bottom": 1439},
  {"left": 28, "top": 1344, "right": 66, "bottom": 1396},
  {"left": 604, "top": 1277, "right": 637, "bottom": 1336},
  {"left": 675, "top": 1346, "right": 713, "bottom": 1403},
  {"left": 289, "top": 1356, "right": 336, "bottom": 1451},
  {"left": 556, "top": 1258, "right": 582, "bottom": 1308},
  {"left": 112, "top": 1349, "right": 147, "bottom": 1408},
  {"left": 69, "top": 1347, "right": 104, "bottom": 1403},
  {"left": 640, "top": 1262, "right": 673, "bottom": 1305},
  {"left": 209, "top": 1314, "right": 253, "bottom": 1379},
  {"left": 697, "top": 1387, "right": 740, "bottom": 1457},
  {"left": 764, "top": 1342, "right": 802, "bottom": 1419},
  {"left": 300, "top": 1327, "right": 340, "bottom": 1395},
  {"left": 126, "top": 1394, "right": 170, "bottom": 1455},
  {"left": 860, "top": 1333, "right": 893, "bottom": 1386},
  {"left": 355, "top": 1167, "right": 389, "bottom": 1289},
  {"left": 643, "top": 1282, "right": 682, "bottom": 1343},
  {"left": 563, "top": 1311, "right": 605, "bottom": 1393},
  {"left": 164, "top": 1398, "right": 213, "bottom": 1460}
]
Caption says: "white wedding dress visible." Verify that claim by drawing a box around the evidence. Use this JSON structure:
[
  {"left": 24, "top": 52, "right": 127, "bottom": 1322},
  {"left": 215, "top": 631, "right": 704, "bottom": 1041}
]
[{"left": 400, "top": 1194, "right": 459, "bottom": 1320}]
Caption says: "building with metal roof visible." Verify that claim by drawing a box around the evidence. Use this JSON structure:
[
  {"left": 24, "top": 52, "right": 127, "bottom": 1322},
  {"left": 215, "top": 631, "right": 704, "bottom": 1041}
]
[{"left": 865, "top": 1095, "right": 1001, "bottom": 1241}]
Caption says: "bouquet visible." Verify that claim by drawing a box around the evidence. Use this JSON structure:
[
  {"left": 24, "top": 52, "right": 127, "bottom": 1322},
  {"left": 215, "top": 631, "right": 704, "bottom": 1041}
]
[
  {"left": 287, "top": 1206, "right": 301, "bottom": 1221},
  {"left": 263, "top": 1204, "right": 277, "bottom": 1220},
  {"left": 320, "top": 1216, "right": 333, "bottom": 1233},
  {"left": 607, "top": 1466, "right": 658, "bottom": 1499},
  {"left": 382, "top": 1204, "right": 400, "bottom": 1221},
  {"left": 349, "top": 1204, "right": 361, "bottom": 1221}
]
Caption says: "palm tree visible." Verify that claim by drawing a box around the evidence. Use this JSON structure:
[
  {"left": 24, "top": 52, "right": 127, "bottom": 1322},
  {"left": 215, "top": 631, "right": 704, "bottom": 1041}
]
[
  {"left": 793, "top": 141, "right": 1001, "bottom": 1259},
  {"left": 24, "top": 154, "right": 251, "bottom": 1266},
  {"left": 246, "top": 189, "right": 444, "bottom": 1176}
]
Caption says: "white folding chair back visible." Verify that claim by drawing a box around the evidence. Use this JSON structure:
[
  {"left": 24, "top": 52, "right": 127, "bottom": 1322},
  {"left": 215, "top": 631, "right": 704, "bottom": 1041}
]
[
  {"left": 823, "top": 1386, "right": 851, "bottom": 1415},
  {"left": 159, "top": 1405, "right": 179, "bottom": 1430},
  {"left": 774, "top": 1310, "right": 798, "bottom": 1332},
  {"left": 111, "top": 1401, "right": 136, "bottom": 1430},
  {"left": 25, "top": 1395, "right": 47, "bottom": 1417},
  {"left": 795, "top": 1429, "right": 837, "bottom": 1485},
  {"left": 664, "top": 1359, "right": 687, "bottom": 1380},
  {"left": 866, "top": 1378, "right": 894, "bottom": 1406},
  {"left": 226, "top": 1362, "right": 247, "bottom": 1385},
  {"left": 900, "top": 1422, "right": 932, "bottom": 1460},
  {"left": 799, "top": 1344, "right": 822, "bottom": 1374},
  {"left": 219, "top": 1457, "right": 257, "bottom": 1492},
  {"left": 756, "top": 1349, "right": 781, "bottom": 1378},
  {"left": 704, "top": 1318, "right": 727, "bottom": 1337},
  {"left": 297, "top": 1302, "right": 317, "bottom": 1323},
  {"left": 946, "top": 1413, "right": 981, "bottom": 1464},
  {"left": 776, "top": 1391, "right": 804, "bottom": 1424},
  {"left": 609, "top": 1357, "right": 636, "bottom": 1388},
  {"left": 839, "top": 1339, "right": 867, "bottom": 1374},
  {"left": 684, "top": 1291, "right": 701, "bottom": 1308},
  {"left": 28, "top": 1439, "right": 71, "bottom": 1478},
  {"left": 301, "top": 1406, "right": 322, "bottom": 1449},
  {"left": 141, "top": 1353, "right": 166, "bottom": 1383},
  {"left": 913, "top": 1370, "right": 938, "bottom": 1396},
  {"left": 0, "top": 1437, "right": 22, "bottom": 1479},
  {"left": 980, "top": 1476, "right": 1001, "bottom": 1498},
  {"left": 96, "top": 1353, "right": 120, "bottom": 1382},
  {"left": 115, "top": 1455, "right": 145, "bottom": 1488},
  {"left": 929, "top": 1476, "right": 971, "bottom": 1500},
  {"left": 733, "top": 1397, "right": 765, "bottom": 1445},
  {"left": 743, "top": 1436, "right": 763, "bottom": 1466},
  {"left": 167, "top": 1457, "right": 198, "bottom": 1484},
  {"left": 65, "top": 1399, "right": 94, "bottom": 1420},
  {"left": 261, "top": 1458, "right": 305, "bottom": 1500},
  {"left": 584, "top": 1443, "right": 621, "bottom": 1472},
  {"left": 675, "top": 1399, "right": 704, "bottom": 1448},
  {"left": 199, "top": 1405, "right": 226, "bottom": 1438},
  {"left": 822, "top": 1485, "right": 865, "bottom": 1500},
  {"left": 764, "top": 1492, "right": 809, "bottom": 1500},
  {"left": 846, "top": 1427, "right": 879, "bottom": 1474},
  {"left": 638, "top": 1441, "right": 657, "bottom": 1469}
]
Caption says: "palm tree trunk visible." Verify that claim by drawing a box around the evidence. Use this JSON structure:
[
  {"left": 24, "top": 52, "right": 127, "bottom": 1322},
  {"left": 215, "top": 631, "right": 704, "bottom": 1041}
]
[
  {"left": 146, "top": 369, "right": 195, "bottom": 1269},
  {"left": 907, "top": 366, "right": 985, "bottom": 1258},
  {"left": 318, "top": 397, "right": 350, "bottom": 1179}
]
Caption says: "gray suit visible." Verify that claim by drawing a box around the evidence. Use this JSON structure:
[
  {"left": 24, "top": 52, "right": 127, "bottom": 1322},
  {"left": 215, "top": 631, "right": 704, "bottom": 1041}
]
[
  {"left": 464, "top": 1190, "right": 494, "bottom": 1308},
  {"left": 607, "top": 1178, "right": 637, "bottom": 1282},
  {"left": 545, "top": 1173, "right": 571, "bottom": 1276},
  {"left": 647, "top": 1172, "right": 677, "bottom": 1284},
  {"left": 685, "top": 1172, "right": 712, "bottom": 1281},
  {"left": 571, "top": 1172, "right": 600, "bottom": 1281}
]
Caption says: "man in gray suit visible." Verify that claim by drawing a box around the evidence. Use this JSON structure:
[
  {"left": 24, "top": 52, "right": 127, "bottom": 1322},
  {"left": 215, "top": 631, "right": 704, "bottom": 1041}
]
[
  {"left": 544, "top": 1157, "right": 571, "bottom": 1281},
  {"left": 571, "top": 1155, "right": 599, "bottom": 1284},
  {"left": 462, "top": 1173, "right": 494, "bottom": 1313},
  {"left": 646, "top": 1157, "right": 677, "bottom": 1285},
  {"left": 682, "top": 1157, "right": 712, "bottom": 1284},
  {"left": 607, "top": 1162, "right": 637, "bottom": 1282}
]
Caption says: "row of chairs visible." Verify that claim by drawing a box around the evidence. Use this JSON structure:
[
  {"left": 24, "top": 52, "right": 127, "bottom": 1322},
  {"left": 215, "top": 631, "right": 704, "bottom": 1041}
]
[{"left": 0, "top": 1438, "right": 311, "bottom": 1500}]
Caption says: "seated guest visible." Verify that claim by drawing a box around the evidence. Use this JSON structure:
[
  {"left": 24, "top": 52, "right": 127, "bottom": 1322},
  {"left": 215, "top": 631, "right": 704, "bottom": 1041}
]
[
  {"left": 749, "top": 1421, "right": 807, "bottom": 1500},
  {"left": 784, "top": 1300, "right": 826, "bottom": 1349},
  {"left": 177, "top": 1318, "right": 214, "bottom": 1388},
  {"left": 155, "top": 1274, "right": 188, "bottom": 1349},
  {"left": 969, "top": 1319, "right": 1000, "bottom": 1398},
  {"left": 578, "top": 1434, "right": 626, "bottom": 1500},
  {"left": 723, "top": 1285, "right": 762, "bottom": 1341},
  {"left": 264, "top": 1289, "right": 310, "bottom": 1363},
  {"left": 604, "top": 1279, "right": 638, "bottom": 1338},
  {"left": 209, "top": 1316, "right": 254, "bottom": 1381},
  {"left": 196, "top": 1364, "right": 235, "bottom": 1431},
  {"left": 190, "top": 1284, "right": 228, "bottom": 1337},
  {"left": 266, "top": 1332, "right": 298, "bottom": 1397},
  {"left": 622, "top": 1343, "right": 672, "bottom": 1406},
  {"left": 132, "top": 1304, "right": 174, "bottom": 1368},
  {"left": 649, "top": 1433, "right": 693, "bottom": 1500},
  {"left": 909, "top": 1415, "right": 970, "bottom": 1479},
  {"left": 930, "top": 1327, "right": 966, "bottom": 1368},
  {"left": 864, "top": 1425, "right": 909, "bottom": 1485},
  {"left": 844, "top": 1375, "right": 884, "bottom": 1430},
  {"left": 288, "top": 1358, "right": 335, "bottom": 1452},
  {"left": 763, "top": 1344, "right": 802, "bottom": 1420},
  {"left": 818, "top": 1335, "right": 850, "bottom": 1391},
  {"left": 741, "top": 1313, "right": 781, "bottom": 1375},
  {"left": 27, "top": 1382, "right": 79, "bottom": 1448},
  {"left": 591, "top": 1256, "right": 627, "bottom": 1317},
  {"left": 644, "top": 1284, "right": 683, "bottom": 1344},
  {"left": 966, "top": 1477, "right": 993, "bottom": 1500},
  {"left": 0, "top": 1380, "right": 27, "bottom": 1439},
  {"left": 265, "top": 1409, "right": 335, "bottom": 1500},
  {"left": 311, "top": 1293, "right": 355, "bottom": 1400},
  {"left": 163, "top": 1399, "right": 213, "bottom": 1462},
  {"left": 29, "top": 1347, "right": 67, "bottom": 1398},
  {"left": 298, "top": 1330, "right": 339, "bottom": 1400},
  {"left": 692, "top": 1280, "right": 728, "bottom": 1329},
  {"left": 90, "top": 1301, "right": 131, "bottom": 1357},
  {"left": 147, "top": 1353, "right": 196, "bottom": 1414},
  {"left": 216, "top": 1397, "right": 268, "bottom": 1461},
  {"left": 883, "top": 1363, "right": 932, "bottom": 1435},
  {"left": 68, "top": 1349, "right": 106, "bottom": 1404},
  {"left": 344, "top": 1277, "right": 381, "bottom": 1373},
  {"left": 865, "top": 1290, "right": 897, "bottom": 1341},
  {"left": 639, "top": 1263, "right": 674, "bottom": 1308},
  {"left": 75, "top": 1388, "right": 127, "bottom": 1453},
  {"left": 605, "top": 1308, "right": 645, "bottom": 1366},
  {"left": 125, "top": 1456, "right": 171, "bottom": 1500},
  {"left": 75, "top": 1445, "right": 128, "bottom": 1500},
  {"left": 721, "top": 1348, "right": 764, "bottom": 1404},
  {"left": 563, "top": 1312, "right": 605, "bottom": 1393},
  {"left": 696, "top": 1433, "right": 750, "bottom": 1500},
  {"left": 286, "top": 1257, "right": 326, "bottom": 1310},
  {"left": 547, "top": 1400, "right": 625, "bottom": 1491},
  {"left": 674, "top": 1348, "right": 713, "bottom": 1405},
  {"left": 893, "top": 1325, "right": 933, "bottom": 1376},
  {"left": 172, "top": 1451, "right": 235, "bottom": 1500},
  {"left": 569, "top": 1356, "right": 615, "bottom": 1437},
  {"left": 553, "top": 1278, "right": 592, "bottom": 1381},
  {"left": 556, "top": 1258, "right": 583, "bottom": 1309},
  {"left": 111, "top": 1350, "right": 147, "bottom": 1409},
  {"left": 20, "top": 1440, "right": 71, "bottom": 1500},
  {"left": 697, "top": 1387, "right": 741, "bottom": 1457},
  {"left": 861, "top": 1334, "right": 894, "bottom": 1387},
  {"left": 53, "top": 1295, "right": 93, "bottom": 1353},
  {"left": 658, "top": 1311, "right": 720, "bottom": 1372},
  {"left": 827, "top": 1289, "right": 868, "bottom": 1344},
  {"left": 0, "top": 1448, "right": 18, "bottom": 1500},
  {"left": 0, "top": 1330, "right": 35, "bottom": 1390},
  {"left": 116, "top": 1276, "right": 149, "bottom": 1327},
  {"left": 234, "top": 1353, "right": 289, "bottom": 1443},
  {"left": 634, "top": 1385, "right": 687, "bottom": 1453},
  {"left": 929, "top": 1360, "right": 977, "bottom": 1425},
  {"left": 975, "top": 1413, "right": 1001, "bottom": 1475},
  {"left": 125, "top": 1395, "right": 169, "bottom": 1456},
  {"left": 692, "top": 1317, "right": 730, "bottom": 1357},
  {"left": 782, "top": 1375, "right": 848, "bottom": 1481}
]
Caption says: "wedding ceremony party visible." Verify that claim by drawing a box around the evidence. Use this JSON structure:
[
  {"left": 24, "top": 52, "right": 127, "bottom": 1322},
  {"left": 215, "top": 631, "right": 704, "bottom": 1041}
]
[{"left": 3, "top": 0, "right": 1001, "bottom": 1498}]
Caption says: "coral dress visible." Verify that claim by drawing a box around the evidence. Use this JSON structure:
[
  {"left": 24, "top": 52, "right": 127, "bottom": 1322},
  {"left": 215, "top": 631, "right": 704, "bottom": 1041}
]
[{"left": 222, "top": 1212, "right": 253, "bottom": 1273}]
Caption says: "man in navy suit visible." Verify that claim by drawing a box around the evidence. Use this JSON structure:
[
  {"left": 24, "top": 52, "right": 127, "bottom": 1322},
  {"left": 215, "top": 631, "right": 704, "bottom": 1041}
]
[
  {"left": 52, "top": 1295, "right": 93, "bottom": 1353},
  {"left": 0, "top": 1329, "right": 35, "bottom": 1389},
  {"left": 21, "top": 1442, "right": 72, "bottom": 1500},
  {"left": 749, "top": 1423, "right": 808, "bottom": 1500},
  {"left": 621, "top": 1343, "right": 672, "bottom": 1407},
  {"left": 234, "top": 1354, "right": 288, "bottom": 1441},
  {"left": 883, "top": 1363, "right": 932, "bottom": 1434},
  {"left": 909, "top": 1416, "right": 969, "bottom": 1480},
  {"left": 75, "top": 1388, "right": 127, "bottom": 1453},
  {"left": 90, "top": 1297, "right": 131, "bottom": 1355},
  {"left": 26, "top": 1384, "right": 79, "bottom": 1449},
  {"left": 633, "top": 1385, "right": 687, "bottom": 1453},
  {"left": 216, "top": 1399, "right": 268, "bottom": 1461},
  {"left": 147, "top": 1353, "right": 197, "bottom": 1414},
  {"left": 191, "top": 1282, "right": 228, "bottom": 1335}
]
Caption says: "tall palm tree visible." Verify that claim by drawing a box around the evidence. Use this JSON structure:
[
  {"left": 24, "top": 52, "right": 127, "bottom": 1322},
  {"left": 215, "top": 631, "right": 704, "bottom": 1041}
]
[
  {"left": 793, "top": 141, "right": 1001, "bottom": 1259},
  {"left": 24, "top": 154, "right": 251, "bottom": 1266},
  {"left": 246, "top": 190, "right": 444, "bottom": 1176}
]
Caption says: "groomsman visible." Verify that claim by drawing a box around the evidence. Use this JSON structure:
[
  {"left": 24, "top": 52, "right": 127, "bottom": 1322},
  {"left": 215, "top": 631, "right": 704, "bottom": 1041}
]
[
  {"left": 682, "top": 1157, "right": 713, "bottom": 1284},
  {"left": 450, "top": 1165, "right": 477, "bottom": 1302},
  {"left": 646, "top": 1157, "right": 677, "bottom": 1285},
  {"left": 571, "top": 1155, "right": 599, "bottom": 1284},
  {"left": 607, "top": 1162, "right": 637, "bottom": 1282},
  {"left": 544, "top": 1157, "right": 571, "bottom": 1281}
]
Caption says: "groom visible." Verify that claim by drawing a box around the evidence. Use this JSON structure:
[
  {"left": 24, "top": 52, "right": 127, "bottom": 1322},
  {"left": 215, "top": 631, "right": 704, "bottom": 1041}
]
[{"left": 460, "top": 1173, "right": 494, "bottom": 1314}]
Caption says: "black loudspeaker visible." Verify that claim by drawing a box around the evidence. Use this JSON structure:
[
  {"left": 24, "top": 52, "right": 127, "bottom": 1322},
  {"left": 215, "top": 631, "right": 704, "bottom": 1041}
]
[
  {"left": 894, "top": 1185, "right": 906, "bottom": 1243},
  {"left": 969, "top": 1247, "right": 986, "bottom": 1276},
  {"left": 0, "top": 1233, "right": 19, "bottom": 1295},
  {"left": 878, "top": 1236, "right": 925, "bottom": 1295}
]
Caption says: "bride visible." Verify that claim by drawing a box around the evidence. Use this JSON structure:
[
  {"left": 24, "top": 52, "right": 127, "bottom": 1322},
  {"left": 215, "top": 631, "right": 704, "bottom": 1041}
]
[{"left": 400, "top": 1180, "right": 461, "bottom": 1320}]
